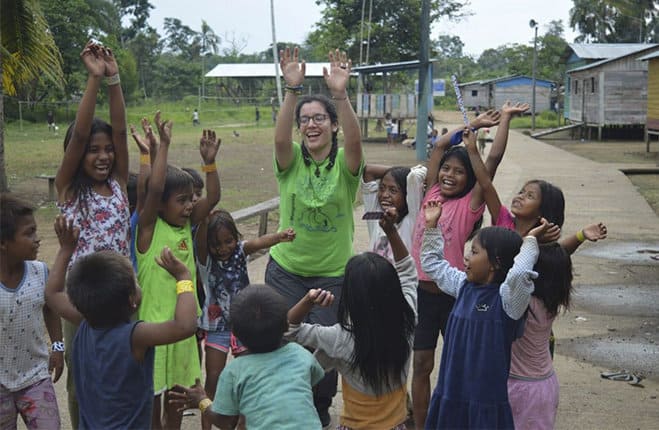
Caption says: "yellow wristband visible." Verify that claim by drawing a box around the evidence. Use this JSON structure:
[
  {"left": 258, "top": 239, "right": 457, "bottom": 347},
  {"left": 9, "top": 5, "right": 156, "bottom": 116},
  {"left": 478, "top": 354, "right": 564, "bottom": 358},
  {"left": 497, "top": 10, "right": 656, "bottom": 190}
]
[
  {"left": 140, "top": 153, "right": 150, "bottom": 165},
  {"left": 199, "top": 398, "right": 212, "bottom": 413},
  {"left": 576, "top": 230, "right": 586, "bottom": 243},
  {"left": 201, "top": 163, "right": 217, "bottom": 173},
  {"left": 176, "top": 280, "right": 194, "bottom": 295}
]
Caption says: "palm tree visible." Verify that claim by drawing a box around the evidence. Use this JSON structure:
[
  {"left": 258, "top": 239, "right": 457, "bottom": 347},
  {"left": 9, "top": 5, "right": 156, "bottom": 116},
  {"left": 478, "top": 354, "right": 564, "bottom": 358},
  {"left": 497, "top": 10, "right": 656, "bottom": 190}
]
[
  {"left": 199, "top": 20, "right": 220, "bottom": 98},
  {"left": 1, "top": 0, "right": 64, "bottom": 191}
]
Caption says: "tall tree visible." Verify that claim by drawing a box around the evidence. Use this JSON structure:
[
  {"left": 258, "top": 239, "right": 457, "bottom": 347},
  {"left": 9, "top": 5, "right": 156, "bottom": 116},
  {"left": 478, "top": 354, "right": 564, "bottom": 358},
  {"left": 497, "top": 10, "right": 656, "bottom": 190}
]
[
  {"left": 569, "top": 0, "right": 659, "bottom": 42},
  {"left": 1, "top": 0, "right": 64, "bottom": 191}
]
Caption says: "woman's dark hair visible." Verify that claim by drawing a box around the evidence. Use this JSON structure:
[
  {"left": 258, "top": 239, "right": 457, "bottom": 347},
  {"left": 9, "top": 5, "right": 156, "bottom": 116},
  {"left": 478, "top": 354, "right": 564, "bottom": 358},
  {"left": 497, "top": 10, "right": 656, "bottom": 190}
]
[
  {"left": 526, "top": 179, "right": 565, "bottom": 228},
  {"left": 230, "top": 285, "right": 289, "bottom": 353},
  {"left": 207, "top": 209, "right": 242, "bottom": 248},
  {"left": 0, "top": 193, "right": 35, "bottom": 242},
  {"left": 438, "top": 146, "right": 477, "bottom": 198},
  {"left": 62, "top": 118, "right": 114, "bottom": 214},
  {"left": 382, "top": 166, "right": 411, "bottom": 221},
  {"left": 181, "top": 167, "right": 204, "bottom": 190},
  {"left": 476, "top": 227, "right": 523, "bottom": 284},
  {"left": 532, "top": 243, "right": 573, "bottom": 316},
  {"left": 337, "top": 253, "right": 416, "bottom": 395},
  {"left": 294, "top": 95, "right": 339, "bottom": 175},
  {"left": 127, "top": 172, "right": 138, "bottom": 213},
  {"left": 67, "top": 251, "right": 136, "bottom": 328},
  {"left": 162, "top": 165, "right": 194, "bottom": 203}
]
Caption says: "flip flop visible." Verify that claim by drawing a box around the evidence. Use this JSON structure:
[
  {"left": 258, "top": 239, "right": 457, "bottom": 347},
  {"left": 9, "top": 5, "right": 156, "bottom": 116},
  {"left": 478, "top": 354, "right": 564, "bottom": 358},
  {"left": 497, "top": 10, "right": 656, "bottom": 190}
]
[
  {"left": 600, "top": 370, "right": 628, "bottom": 380},
  {"left": 628, "top": 374, "right": 645, "bottom": 387}
]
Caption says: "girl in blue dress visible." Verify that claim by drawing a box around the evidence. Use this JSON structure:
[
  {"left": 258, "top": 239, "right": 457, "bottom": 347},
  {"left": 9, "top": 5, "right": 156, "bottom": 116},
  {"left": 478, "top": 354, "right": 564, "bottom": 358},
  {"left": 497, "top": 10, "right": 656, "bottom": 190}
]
[{"left": 420, "top": 200, "right": 550, "bottom": 429}]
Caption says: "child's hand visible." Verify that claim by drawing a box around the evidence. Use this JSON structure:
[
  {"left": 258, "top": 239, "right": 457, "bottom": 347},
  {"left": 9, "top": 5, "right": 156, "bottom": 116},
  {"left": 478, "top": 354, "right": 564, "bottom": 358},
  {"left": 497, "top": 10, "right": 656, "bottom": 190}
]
[
  {"left": 501, "top": 101, "right": 530, "bottom": 117},
  {"left": 130, "top": 123, "right": 150, "bottom": 155},
  {"left": 471, "top": 109, "right": 501, "bottom": 129},
  {"left": 168, "top": 379, "right": 207, "bottom": 413},
  {"left": 424, "top": 200, "right": 442, "bottom": 228},
  {"left": 154, "top": 111, "right": 173, "bottom": 147},
  {"left": 379, "top": 207, "right": 398, "bottom": 234},
  {"left": 278, "top": 228, "right": 296, "bottom": 243},
  {"left": 306, "top": 289, "right": 335, "bottom": 307},
  {"left": 537, "top": 223, "right": 561, "bottom": 243},
  {"left": 200, "top": 129, "right": 220, "bottom": 164},
  {"left": 80, "top": 40, "right": 105, "bottom": 78},
  {"left": 528, "top": 217, "right": 554, "bottom": 238},
  {"left": 101, "top": 46, "right": 119, "bottom": 77},
  {"left": 49, "top": 349, "right": 64, "bottom": 383},
  {"left": 280, "top": 46, "right": 305, "bottom": 87},
  {"left": 53, "top": 215, "right": 79, "bottom": 253},
  {"left": 324, "top": 49, "right": 351, "bottom": 96},
  {"left": 583, "top": 222, "right": 607, "bottom": 242},
  {"left": 462, "top": 127, "right": 477, "bottom": 151},
  {"left": 155, "top": 247, "right": 191, "bottom": 282}
]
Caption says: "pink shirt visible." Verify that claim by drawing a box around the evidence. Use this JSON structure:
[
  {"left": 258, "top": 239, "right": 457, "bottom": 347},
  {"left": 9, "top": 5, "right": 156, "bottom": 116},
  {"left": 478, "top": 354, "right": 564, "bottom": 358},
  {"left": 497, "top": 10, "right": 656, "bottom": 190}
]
[
  {"left": 509, "top": 297, "right": 555, "bottom": 379},
  {"left": 495, "top": 205, "right": 516, "bottom": 230},
  {"left": 411, "top": 184, "right": 484, "bottom": 281}
]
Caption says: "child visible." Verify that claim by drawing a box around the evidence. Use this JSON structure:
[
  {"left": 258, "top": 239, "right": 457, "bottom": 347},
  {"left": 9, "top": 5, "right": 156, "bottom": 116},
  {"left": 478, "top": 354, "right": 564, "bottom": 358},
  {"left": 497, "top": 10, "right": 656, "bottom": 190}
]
[
  {"left": 196, "top": 209, "right": 295, "bottom": 430},
  {"left": 285, "top": 209, "right": 417, "bottom": 429},
  {"left": 410, "top": 103, "right": 527, "bottom": 427},
  {"left": 136, "top": 114, "right": 220, "bottom": 429},
  {"left": 0, "top": 194, "right": 63, "bottom": 429},
  {"left": 192, "top": 109, "right": 200, "bottom": 126},
  {"left": 45, "top": 215, "right": 198, "bottom": 430},
  {"left": 169, "top": 286, "right": 325, "bottom": 430},
  {"left": 361, "top": 164, "right": 426, "bottom": 263},
  {"left": 420, "top": 200, "right": 550, "bottom": 429},
  {"left": 182, "top": 167, "right": 204, "bottom": 204},
  {"left": 55, "top": 40, "right": 130, "bottom": 427}
]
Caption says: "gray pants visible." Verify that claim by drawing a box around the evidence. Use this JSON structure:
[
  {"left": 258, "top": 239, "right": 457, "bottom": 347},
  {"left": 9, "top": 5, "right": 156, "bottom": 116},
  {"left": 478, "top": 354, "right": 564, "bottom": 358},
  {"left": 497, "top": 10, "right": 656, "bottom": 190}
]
[{"left": 265, "top": 257, "right": 342, "bottom": 417}]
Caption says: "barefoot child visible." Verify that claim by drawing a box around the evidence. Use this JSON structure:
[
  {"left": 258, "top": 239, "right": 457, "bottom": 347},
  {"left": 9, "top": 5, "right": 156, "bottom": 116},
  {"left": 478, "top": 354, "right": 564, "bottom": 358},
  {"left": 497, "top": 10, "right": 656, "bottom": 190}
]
[
  {"left": 45, "top": 215, "right": 197, "bottom": 429},
  {"left": 0, "top": 194, "right": 63, "bottom": 429}
]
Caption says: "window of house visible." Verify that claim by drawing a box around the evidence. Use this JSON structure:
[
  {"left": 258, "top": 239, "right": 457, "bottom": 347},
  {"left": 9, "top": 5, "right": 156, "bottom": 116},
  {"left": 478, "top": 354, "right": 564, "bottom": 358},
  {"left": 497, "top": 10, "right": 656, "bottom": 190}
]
[
  {"left": 471, "top": 90, "right": 478, "bottom": 97},
  {"left": 574, "top": 80, "right": 579, "bottom": 94},
  {"left": 591, "top": 77, "right": 596, "bottom": 93}
]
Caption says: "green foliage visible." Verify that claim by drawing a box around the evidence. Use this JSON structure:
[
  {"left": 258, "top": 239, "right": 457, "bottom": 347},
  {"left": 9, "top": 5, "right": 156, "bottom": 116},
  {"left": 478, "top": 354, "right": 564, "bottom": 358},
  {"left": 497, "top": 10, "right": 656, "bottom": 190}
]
[
  {"left": 510, "top": 110, "right": 563, "bottom": 129},
  {"left": 569, "top": 0, "right": 659, "bottom": 43}
]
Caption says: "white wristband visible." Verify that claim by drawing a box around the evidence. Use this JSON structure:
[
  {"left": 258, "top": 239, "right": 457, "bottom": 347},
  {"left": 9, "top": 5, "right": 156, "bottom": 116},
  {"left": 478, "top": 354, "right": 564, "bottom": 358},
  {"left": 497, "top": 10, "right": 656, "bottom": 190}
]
[
  {"left": 51, "top": 341, "right": 65, "bottom": 352},
  {"left": 106, "top": 74, "right": 121, "bottom": 86}
]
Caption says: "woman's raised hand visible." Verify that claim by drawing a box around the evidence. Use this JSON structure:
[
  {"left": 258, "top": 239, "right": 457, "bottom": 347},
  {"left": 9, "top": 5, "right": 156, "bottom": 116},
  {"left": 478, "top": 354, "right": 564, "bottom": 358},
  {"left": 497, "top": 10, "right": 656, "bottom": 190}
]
[
  {"left": 80, "top": 40, "right": 105, "bottom": 78},
  {"left": 324, "top": 49, "right": 351, "bottom": 96},
  {"left": 280, "top": 46, "right": 305, "bottom": 87}
]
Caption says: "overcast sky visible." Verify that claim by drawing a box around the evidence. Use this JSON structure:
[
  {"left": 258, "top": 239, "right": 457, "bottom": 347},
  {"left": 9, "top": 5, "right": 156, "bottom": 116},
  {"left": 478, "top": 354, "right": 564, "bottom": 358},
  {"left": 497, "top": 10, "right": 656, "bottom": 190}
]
[{"left": 148, "top": 0, "right": 579, "bottom": 58}]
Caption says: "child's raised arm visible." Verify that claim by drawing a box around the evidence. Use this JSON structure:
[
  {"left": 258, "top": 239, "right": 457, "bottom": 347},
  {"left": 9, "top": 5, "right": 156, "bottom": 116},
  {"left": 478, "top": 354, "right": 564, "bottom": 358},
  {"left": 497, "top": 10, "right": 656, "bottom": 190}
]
[
  {"left": 243, "top": 228, "right": 296, "bottom": 256},
  {"left": 168, "top": 378, "right": 239, "bottom": 430},
  {"left": 129, "top": 118, "right": 157, "bottom": 213},
  {"left": 560, "top": 222, "right": 607, "bottom": 255},
  {"left": 102, "top": 46, "right": 129, "bottom": 190},
  {"left": 325, "top": 49, "right": 362, "bottom": 175},
  {"left": 191, "top": 130, "right": 221, "bottom": 225},
  {"left": 463, "top": 128, "right": 503, "bottom": 221},
  {"left": 131, "top": 247, "right": 197, "bottom": 355},
  {"left": 55, "top": 41, "right": 104, "bottom": 201},
  {"left": 484, "top": 101, "right": 529, "bottom": 177},
  {"left": 362, "top": 164, "right": 391, "bottom": 183},
  {"left": 287, "top": 289, "right": 335, "bottom": 325},
  {"left": 380, "top": 208, "right": 408, "bottom": 262},
  {"left": 137, "top": 112, "right": 171, "bottom": 253},
  {"left": 45, "top": 216, "right": 83, "bottom": 325},
  {"left": 274, "top": 47, "right": 304, "bottom": 171}
]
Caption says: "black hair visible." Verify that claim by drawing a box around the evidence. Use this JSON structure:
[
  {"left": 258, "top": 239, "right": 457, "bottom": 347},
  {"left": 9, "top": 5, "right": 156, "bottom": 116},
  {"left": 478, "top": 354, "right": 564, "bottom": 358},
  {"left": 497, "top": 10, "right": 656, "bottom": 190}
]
[
  {"left": 181, "top": 167, "right": 204, "bottom": 190},
  {"left": 294, "top": 95, "right": 339, "bottom": 175},
  {"left": 207, "top": 209, "right": 242, "bottom": 248},
  {"left": 532, "top": 243, "right": 573, "bottom": 316},
  {"left": 526, "top": 179, "right": 565, "bottom": 228},
  {"left": 438, "top": 146, "right": 477, "bottom": 198},
  {"left": 229, "top": 285, "right": 288, "bottom": 353},
  {"left": 381, "top": 166, "right": 411, "bottom": 221},
  {"left": 0, "top": 193, "right": 35, "bottom": 242},
  {"left": 127, "top": 172, "right": 138, "bottom": 213},
  {"left": 162, "top": 165, "right": 194, "bottom": 203},
  {"left": 66, "top": 251, "right": 136, "bottom": 328},
  {"left": 476, "top": 227, "right": 523, "bottom": 284},
  {"left": 62, "top": 118, "right": 114, "bottom": 214},
  {"left": 337, "top": 252, "right": 416, "bottom": 395}
]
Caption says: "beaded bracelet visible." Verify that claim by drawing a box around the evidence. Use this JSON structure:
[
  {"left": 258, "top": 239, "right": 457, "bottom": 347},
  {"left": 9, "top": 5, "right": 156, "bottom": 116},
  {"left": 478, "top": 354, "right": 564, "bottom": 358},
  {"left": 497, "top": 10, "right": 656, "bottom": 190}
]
[
  {"left": 284, "top": 85, "right": 304, "bottom": 95},
  {"left": 51, "top": 341, "right": 65, "bottom": 352},
  {"left": 106, "top": 74, "right": 121, "bottom": 86}
]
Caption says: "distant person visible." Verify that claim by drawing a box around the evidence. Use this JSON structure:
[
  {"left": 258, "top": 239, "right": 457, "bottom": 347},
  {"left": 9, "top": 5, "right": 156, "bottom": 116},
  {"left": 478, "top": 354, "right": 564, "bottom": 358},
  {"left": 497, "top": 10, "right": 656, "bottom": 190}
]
[
  {"left": 271, "top": 106, "right": 278, "bottom": 123},
  {"left": 385, "top": 113, "right": 394, "bottom": 148},
  {"left": 477, "top": 127, "right": 490, "bottom": 154},
  {"left": 47, "top": 110, "right": 56, "bottom": 132},
  {"left": 192, "top": 109, "right": 200, "bottom": 126},
  {"left": 255, "top": 106, "right": 261, "bottom": 126}
]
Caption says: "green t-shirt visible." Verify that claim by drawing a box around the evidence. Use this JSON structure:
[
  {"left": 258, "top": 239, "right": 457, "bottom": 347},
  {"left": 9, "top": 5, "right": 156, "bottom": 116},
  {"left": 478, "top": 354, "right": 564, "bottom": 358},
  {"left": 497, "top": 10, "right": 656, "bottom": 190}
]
[
  {"left": 136, "top": 217, "right": 201, "bottom": 392},
  {"left": 213, "top": 342, "right": 324, "bottom": 429},
  {"left": 270, "top": 142, "right": 363, "bottom": 277}
]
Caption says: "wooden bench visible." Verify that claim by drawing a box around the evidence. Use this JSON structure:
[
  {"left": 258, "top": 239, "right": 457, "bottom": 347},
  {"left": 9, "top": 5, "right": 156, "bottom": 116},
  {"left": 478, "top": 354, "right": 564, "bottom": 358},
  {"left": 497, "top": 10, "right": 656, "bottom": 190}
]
[
  {"left": 35, "top": 174, "right": 56, "bottom": 201},
  {"left": 231, "top": 197, "right": 280, "bottom": 237}
]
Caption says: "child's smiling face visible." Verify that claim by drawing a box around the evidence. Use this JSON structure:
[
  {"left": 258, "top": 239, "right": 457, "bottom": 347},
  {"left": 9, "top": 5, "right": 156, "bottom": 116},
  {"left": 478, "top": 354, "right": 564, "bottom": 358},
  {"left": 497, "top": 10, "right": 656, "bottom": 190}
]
[
  {"left": 209, "top": 226, "right": 238, "bottom": 262},
  {"left": 377, "top": 173, "right": 404, "bottom": 214},
  {"left": 437, "top": 156, "right": 468, "bottom": 198},
  {"left": 82, "top": 132, "right": 114, "bottom": 182}
]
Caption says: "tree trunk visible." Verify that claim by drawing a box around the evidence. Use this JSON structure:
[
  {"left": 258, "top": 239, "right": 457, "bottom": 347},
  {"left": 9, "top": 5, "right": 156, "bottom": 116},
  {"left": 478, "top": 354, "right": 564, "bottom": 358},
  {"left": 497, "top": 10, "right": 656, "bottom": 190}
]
[{"left": 0, "top": 53, "right": 9, "bottom": 192}]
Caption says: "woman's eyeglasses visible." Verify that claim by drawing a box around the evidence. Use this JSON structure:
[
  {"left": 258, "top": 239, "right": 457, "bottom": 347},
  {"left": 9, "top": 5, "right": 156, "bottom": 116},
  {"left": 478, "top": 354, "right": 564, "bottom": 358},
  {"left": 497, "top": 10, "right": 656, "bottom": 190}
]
[{"left": 299, "top": 114, "right": 329, "bottom": 125}]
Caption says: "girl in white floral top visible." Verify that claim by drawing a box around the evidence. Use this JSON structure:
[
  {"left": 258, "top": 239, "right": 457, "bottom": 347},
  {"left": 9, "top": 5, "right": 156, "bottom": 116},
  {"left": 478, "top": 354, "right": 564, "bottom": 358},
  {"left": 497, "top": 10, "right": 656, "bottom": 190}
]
[{"left": 54, "top": 40, "right": 130, "bottom": 429}]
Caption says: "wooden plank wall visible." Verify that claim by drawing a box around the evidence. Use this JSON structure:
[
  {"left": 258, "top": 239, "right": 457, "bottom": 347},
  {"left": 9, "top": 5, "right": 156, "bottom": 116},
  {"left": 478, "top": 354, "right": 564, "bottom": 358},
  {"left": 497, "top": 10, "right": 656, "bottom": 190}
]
[
  {"left": 648, "top": 58, "right": 659, "bottom": 129},
  {"left": 494, "top": 85, "right": 551, "bottom": 112},
  {"left": 460, "top": 84, "right": 490, "bottom": 109}
]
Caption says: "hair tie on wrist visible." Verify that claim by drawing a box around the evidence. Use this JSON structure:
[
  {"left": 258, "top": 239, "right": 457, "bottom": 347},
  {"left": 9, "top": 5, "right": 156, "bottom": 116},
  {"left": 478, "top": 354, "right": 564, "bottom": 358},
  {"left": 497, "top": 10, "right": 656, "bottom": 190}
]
[{"left": 332, "top": 94, "right": 348, "bottom": 101}]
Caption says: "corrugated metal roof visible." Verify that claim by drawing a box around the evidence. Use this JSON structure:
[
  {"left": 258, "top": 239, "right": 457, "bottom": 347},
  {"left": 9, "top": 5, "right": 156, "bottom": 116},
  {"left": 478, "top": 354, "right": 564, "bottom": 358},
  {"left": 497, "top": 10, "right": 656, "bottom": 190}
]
[
  {"left": 205, "top": 63, "right": 331, "bottom": 78},
  {"left": 638, "top": 51, "right": 659, "bottom": 61},
  {"left": 458, "top": 75, "right": 553, "bottom": 87},
  {"left": 567, "top": 45, "right": 659, "bottom": 73},
  {"left": 568, "top": 43, "right": 657, "bottom": 60}
]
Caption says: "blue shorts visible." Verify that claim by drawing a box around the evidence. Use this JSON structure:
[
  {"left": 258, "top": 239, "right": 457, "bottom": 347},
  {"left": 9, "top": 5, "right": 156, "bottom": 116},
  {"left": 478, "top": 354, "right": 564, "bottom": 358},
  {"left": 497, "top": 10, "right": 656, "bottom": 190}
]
[{"left": 205, "top": 330, "right": 246, "bottom": 355}]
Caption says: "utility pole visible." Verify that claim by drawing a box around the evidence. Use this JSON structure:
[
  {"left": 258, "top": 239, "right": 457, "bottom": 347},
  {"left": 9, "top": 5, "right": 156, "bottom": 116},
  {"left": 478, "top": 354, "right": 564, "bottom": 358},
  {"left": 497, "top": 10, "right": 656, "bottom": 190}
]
[
  {"left": 271, "top": 0, "right": 283, "bottom": 105},
  {"left": 530, "top": 19, "right": 539, "bottom": 132},
  {"left": 415, "top": 0, "right": 431, "bottom": 161}
]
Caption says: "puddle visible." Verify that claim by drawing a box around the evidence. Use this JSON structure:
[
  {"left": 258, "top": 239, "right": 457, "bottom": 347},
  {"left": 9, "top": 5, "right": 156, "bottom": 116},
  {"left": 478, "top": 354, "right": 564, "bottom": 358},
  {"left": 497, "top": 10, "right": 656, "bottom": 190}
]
[
  {"left": 577, "top": 241, "right": 659, "bottom": 263},
  {"left": 573, "top": 284, "right": 659, "bottom": 317}
]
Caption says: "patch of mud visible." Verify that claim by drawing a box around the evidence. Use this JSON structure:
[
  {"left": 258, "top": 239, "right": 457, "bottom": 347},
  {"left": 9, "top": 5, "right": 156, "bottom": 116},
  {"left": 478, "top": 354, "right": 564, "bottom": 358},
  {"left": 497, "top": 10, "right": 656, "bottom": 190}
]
[
  {"left": 577, "top": 241, "right": 659, "bottom": 263},
  {"left": 573, "top": 284, "right": 659, "bottom": 317}
]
